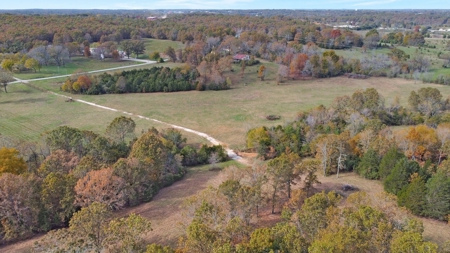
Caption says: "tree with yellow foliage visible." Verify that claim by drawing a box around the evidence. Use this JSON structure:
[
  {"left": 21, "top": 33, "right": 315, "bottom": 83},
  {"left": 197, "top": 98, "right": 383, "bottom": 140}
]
[{"left": 0, "top": 147, "right": 27, "bottom": 175}]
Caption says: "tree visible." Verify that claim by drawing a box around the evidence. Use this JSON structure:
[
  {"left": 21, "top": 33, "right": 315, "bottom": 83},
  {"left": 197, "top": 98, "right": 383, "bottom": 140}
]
[
  {"left": 295, "top": 191, "right": 341, "bottom": 242},
  {"left": 0, "top": 70, "right": 14, "bottom": 93},
  {"left": 104, "top": 213, "right": 152, "bottom": 253},
  {"left": 146, "top": 244, "right": 175, "bottom": 253},
  {"left": 150, "top": 51, "right": 161, "bottom": 60},
  {"left": 105, "top": 116, "right": 136, "bottom": 143},
  {"left": 41, "top": 172, "right": 77, "bottom": 228},
  {"left": 301, "top": 159, "right": 321, "bottom": 196},
  {"left": 397, "top": 173, "right": 427, "bottom": 216},
  {"left": 277, "top": 65, "right": 289, "bottom": 84},
  {"left": 390, "top": 231, "right": 438, "bottom": 253},
  {"left": 388, "top": 48, "right": 410, "bottom": 62},
  {"left": 364, "top": 29, "right": 380, "bottom": 49},
  {"left": 356, "top": 148, "right": 380, "bottom": 179},
  {"left": 258, "top": 65, "right": 267, "bottom": 81},
  {"left": 384, "top": 158, "right": 419, "bottom": 195},
  {"left": 379, "top": 146, "right": 405, "bottom": 180},
  {"left": 48, "top": 45, "right": 70, "bottom": 66},
  {"left": 44, "top": 126, "right": 84, "bottom": 154},
  {"left": 120, "top": 41, "right": 133, "bottom": 58},
  {"left": 112, "top": 158, "right": 158, "bottom": 206},
  {"left": 74, "top": 168, "right": 127, "bottom": 210},
  {"left": 0, "top": 173, "right": 40, "bottom": 242},
  {"left": 424, "top": 169, "right": 450, "bottom": 220},
  {"left": 69, "top": 202, "right": 111, "bottom": 252},
  {"left": 115, "top": 75, "right": 127, "bottom": 93},
  {"left": 37, "top": 149, "right": 79, "bottom": 177},
  {"left": 240, "top": 59, "right": 246, "bottom": 77},
  {"left": 131, "top": 40, "right": 146, "bottom": 59},
  {"left": 409, "top": 87, "right": 443, "bottom": 118},
  {"left": 84, "top": 46, "right": 91, "bottom": 57},
  {"left": 0, "top": 147, "right": 27, "bottom": 175},
  {"left": 1, "top": 59, "right": 14, "bottom": 71},
  {"left": 34, "top": 203, "right": 151, "bottom": 253},
  {"left": 165, "top": 46, "right": 177, "bottom": 62},
  {"left": 24, "top": 58, "right": 41, "bottom": 72},
  {"left": 129, "top": 130, "right": 166, "bottom": 170},
  {"left": 112, "top": 50, "right": 120, "bottom": 60}
]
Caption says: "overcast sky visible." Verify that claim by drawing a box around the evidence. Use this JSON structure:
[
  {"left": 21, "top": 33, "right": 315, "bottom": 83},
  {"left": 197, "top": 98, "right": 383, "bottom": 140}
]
[{"left": 0, "top": 0, "right": 446, "bottom": 10}]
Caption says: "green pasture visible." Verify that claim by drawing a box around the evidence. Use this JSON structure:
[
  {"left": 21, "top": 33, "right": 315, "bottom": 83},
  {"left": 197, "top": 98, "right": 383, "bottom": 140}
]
[
  {"left": 0, "top": 83, "right": 207, "bottom": 145},
  {"left": 139, "top": 39, "right": 185, "bottom": 59},
  {"left": 29, "top": 67, "right": 450, "bottom": 150},
  {"left": 12, "top": 57, "right": 144, "bottom": 80}
]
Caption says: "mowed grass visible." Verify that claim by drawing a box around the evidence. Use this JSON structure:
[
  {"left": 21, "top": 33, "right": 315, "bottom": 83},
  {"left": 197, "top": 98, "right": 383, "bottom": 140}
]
[
  {"left": 139, "top": 39, "right": 185, "bottom": 59},
  {"left": 0, "top": 83, "right": 207, "bottom": 145},
  {"left": 31, "top": 61, "right": 450, "bottom": 150},
  {"left": 12, "top": 57, "right": 144, "bottom": 80}
]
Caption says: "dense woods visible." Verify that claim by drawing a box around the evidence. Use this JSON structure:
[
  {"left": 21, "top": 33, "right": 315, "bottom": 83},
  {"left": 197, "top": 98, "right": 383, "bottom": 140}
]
[{"left": 0, "top": 117, "right": 228, "bottom": 245}]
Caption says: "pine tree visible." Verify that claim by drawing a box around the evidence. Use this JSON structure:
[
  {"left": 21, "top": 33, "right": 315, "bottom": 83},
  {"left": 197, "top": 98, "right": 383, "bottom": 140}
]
[
  {"left": 424, "top": 170, "right": 450, "bottom": 220},
  {"left": 397, "top": 173, "right": 426, "bottom": 216},
  {"left": 379, "top": 146, "right": 405, "bottom": 180},
  {"left": 356, "top": 149, "right": 380, "bottom": 179}
]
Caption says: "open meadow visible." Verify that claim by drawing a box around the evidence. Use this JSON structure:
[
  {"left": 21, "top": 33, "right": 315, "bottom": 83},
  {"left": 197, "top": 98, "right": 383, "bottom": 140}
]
[
  {"left": 12, "top": 57, "right": 145, "bottom": 80},
  {"left": 0, "top": 82, "right": 207, "bottom": 145},
  {"left": 141, "top": 38, "right": 185, "bottom": 59},
  {"left": 21, "top": 67, "right": 450, "bottom": 150}
]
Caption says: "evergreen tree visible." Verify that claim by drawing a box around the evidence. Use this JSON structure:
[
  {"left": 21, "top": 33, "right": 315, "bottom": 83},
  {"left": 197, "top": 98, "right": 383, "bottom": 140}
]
[
  {"left": 356, "top": 149, "right": 380, "bottom": 179},
  {"left": 384, "top": 158, "right": 419, "bottom": 195},
  {"left": 397, "top": 173, "right": 426, "bottom": 216},
  {"left": 379, "top": 146, "right": 405, "bottom": 180},
  {"left": 424, "top": 170, "right": 450, "bottom": 220}
]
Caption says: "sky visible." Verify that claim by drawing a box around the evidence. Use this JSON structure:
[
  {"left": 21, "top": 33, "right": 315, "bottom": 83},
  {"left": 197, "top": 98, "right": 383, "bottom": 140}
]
[{"left": 0, "top": 0, "right": 447, "bottom": 10}]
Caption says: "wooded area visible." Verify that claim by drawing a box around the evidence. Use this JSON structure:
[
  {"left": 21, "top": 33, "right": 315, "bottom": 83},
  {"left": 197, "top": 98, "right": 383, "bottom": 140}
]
[{"left": 1, "top": 9, "right": 450, "bottom": 252}]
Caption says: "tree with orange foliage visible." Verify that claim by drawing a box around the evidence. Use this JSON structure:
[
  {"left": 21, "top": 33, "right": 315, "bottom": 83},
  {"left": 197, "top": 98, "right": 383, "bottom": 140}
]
[
  {"left": 76, "top": 75, "right": 92, "bottom": 92},
  {"left": 75, "top": 168, "right": 126, "bottom": 210},
  {"left": 405, "top": 125, "right": 439, "bottom": 161},
  {"left": 289, "top": 53, "right": 308, "bottom": 79},
  {"left": 83, "top": 46, "right": 91, "bottom": 57}
]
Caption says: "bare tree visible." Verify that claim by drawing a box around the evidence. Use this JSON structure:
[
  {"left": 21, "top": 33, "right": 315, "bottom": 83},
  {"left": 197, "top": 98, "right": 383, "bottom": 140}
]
[
  {"left": 48, "top": 45, "right": 70, "bottom": 67},
  {"left": 27, "top": 46, "right": 51, "bottom": 66},
  {"left": 0, "top": 70, "right": 14, "bottom": 93}
]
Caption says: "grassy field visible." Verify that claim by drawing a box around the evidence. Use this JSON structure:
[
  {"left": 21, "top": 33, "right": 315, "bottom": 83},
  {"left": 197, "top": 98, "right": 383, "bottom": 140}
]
[
  {"left": 0, "top": 83, "right": 207, "bottom": 145},
  {"left": 139, "top": 39, "right": 185, "bottom": 59},
  {"left": 12, "top": 57, "right": 144, "bottom": 80},
  {"left": 16, "top": 64, "right": 450, "bottom": 151}
]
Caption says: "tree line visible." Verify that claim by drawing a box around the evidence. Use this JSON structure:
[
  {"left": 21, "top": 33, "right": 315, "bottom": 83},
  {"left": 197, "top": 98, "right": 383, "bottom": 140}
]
[
  {"left": 61, "top": 65, "right": 230, "bottom": 95},
  {"left": 0, "top": 116, "right": 228, "bottom": 245}
]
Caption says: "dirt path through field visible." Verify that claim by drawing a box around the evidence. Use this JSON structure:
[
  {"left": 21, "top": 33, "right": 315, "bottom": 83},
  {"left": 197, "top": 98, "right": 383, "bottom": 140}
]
[
  {"left": 13, "top": 77, "right": 247, "bottom": 165},
  {"left": 10, "top": 58, "right": 157, "bottom": 84}
]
